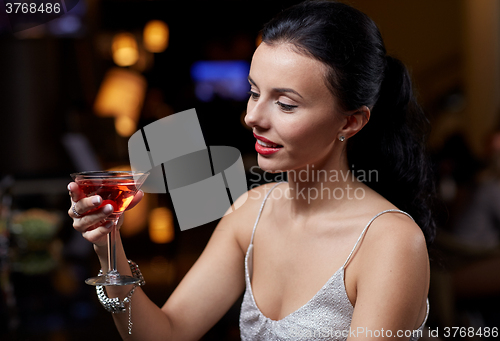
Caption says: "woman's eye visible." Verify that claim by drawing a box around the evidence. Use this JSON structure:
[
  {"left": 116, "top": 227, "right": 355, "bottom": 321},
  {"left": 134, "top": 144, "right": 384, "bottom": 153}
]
[
  {"left": 276, "top": 101, "right": 298, "bottom": 112},
  {"left": 248, "top": 91, "right": 260, "bottom": 100}
]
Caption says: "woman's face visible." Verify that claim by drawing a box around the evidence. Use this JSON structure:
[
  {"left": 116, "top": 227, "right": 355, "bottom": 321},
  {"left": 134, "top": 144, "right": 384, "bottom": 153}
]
[{"left": 245, "top": 42, "right": 344, "bottom": 173}]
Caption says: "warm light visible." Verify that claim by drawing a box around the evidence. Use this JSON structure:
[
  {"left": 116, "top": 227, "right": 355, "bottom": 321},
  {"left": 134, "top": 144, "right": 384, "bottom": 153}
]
[
  {"left": 106, "top": 165, "right": 131, "bottom": 172},
  {"left": 255, "top": 32, "right": 262, "bottom": 47},
  {"left": 93, "top": 68, "right": 146, "bottom": 136},
  {"left": 148, "top": 207, "right": 175, "bottom": 244},
  {"left": 143, "top": 20, "right": 169, "bottom": 53},
  {"left": 115, "top": 116, "right": 136, "bottom": 137},
  {"left": 112, "top": 32, "right": 139, "bottom": 66}
]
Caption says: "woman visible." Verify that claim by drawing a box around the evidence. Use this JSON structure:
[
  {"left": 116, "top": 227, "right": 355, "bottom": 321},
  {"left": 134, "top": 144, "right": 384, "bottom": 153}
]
[{"left": 68, "top": 1, "right": 435, "bottom": 340}]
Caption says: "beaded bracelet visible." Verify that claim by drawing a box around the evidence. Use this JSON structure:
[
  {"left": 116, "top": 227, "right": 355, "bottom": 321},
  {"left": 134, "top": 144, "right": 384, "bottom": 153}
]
[{"left": 96, "top": 260, "right": 145, "bottom": 335}]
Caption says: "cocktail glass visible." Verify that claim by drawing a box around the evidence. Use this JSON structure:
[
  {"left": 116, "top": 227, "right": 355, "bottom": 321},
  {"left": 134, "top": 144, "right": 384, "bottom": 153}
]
[{"left": 70, "top": 171, "right": 149, "bottom": 286}]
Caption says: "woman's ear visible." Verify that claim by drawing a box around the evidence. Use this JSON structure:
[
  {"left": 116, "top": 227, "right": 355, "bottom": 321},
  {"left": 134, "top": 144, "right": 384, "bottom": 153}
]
[{"left": 338, "top": 106, "right": 370, "bottom": 141}]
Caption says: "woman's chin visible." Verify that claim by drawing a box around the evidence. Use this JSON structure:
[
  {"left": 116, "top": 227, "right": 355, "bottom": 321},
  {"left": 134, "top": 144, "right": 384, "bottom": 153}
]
[{"left": 257, "top": 157, "right": 289, "bottom": 174}]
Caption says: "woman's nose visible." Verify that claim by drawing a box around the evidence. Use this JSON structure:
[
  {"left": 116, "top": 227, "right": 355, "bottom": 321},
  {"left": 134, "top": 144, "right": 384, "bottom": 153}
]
[{"left": 245, "top": 101, "right": 266, "bottom": 128}]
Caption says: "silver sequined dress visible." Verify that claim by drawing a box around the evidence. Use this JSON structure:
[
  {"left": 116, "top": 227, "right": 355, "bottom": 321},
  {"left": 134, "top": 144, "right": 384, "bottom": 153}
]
[{"left": 240, "top": 183, "right": 429, "bottom": 340}]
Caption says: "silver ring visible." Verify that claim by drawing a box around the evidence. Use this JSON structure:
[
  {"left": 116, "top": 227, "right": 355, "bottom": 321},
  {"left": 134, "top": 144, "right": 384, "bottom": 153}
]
[{"left": 72, "top": 203, "right": 82, "bottom": 217}]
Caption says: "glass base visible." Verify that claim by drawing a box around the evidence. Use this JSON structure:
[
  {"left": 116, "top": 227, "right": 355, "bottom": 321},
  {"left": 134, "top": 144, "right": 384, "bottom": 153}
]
[{"left": 85, "top": 273, "right": 140, "bottom": 286}]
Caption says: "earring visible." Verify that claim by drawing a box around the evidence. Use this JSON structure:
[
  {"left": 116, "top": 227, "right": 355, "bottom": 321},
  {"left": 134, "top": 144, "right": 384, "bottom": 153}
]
[{"left": 339, "top": 135, "right": 345, "bottom": 142}]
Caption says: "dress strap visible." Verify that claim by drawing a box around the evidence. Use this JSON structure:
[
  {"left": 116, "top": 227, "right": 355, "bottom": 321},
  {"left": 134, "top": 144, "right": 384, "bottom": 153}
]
[
  {"left": 249, "top": 182, "right": 285, "bottom": 245},
  {"left": 342, "top": 209, "right": 414, "bottom": 269}
]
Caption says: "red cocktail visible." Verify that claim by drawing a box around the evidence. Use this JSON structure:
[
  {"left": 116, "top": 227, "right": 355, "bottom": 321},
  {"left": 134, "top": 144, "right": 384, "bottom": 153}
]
[
  {"left": 71, "top": 171, "right": 149, "bottom": 286},
  {"left": 78, "top": 180, "right": 138, "bottom": 220}
]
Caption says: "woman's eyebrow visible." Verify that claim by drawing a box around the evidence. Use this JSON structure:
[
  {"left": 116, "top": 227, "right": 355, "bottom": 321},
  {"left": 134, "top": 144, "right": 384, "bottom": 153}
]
[
  {"left": 247, "top": 76, "right": 303, "bottom": 98},
  {"left": 248, "top": 76, "right": 257, "bottom": 87},
  {"left": 272, "top": 87, "right": 303, "bottom": 99}
]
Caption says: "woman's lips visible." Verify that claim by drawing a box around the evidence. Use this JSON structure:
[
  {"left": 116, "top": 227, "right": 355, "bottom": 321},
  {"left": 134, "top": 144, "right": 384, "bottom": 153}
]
[
  {"left": 255, "top": 141, "right": 282, "bottom": 155},
  {"left": 253, "top": 133, "right": 283, "bottom": 155},
  {"left": 253, "top": 133, "right": 281, "bottom": 146}
]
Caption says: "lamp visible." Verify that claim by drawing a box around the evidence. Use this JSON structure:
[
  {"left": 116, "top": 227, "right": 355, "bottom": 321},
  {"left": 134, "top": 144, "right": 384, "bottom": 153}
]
[
  {"left": 112, "top": 32, "right": 139, "bottom": 67},
  {"left": 143, "top": 20, "right": 169, "bottom": 53},
  {"left": 148, "top": 207, "right": 175, "bottom": 244},
  {"left": 93, "top": 68, "right": 147, "bottom": 137}
]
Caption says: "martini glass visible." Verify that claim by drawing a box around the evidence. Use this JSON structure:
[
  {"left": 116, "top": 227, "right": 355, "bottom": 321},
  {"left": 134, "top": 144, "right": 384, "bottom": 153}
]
[{"left": 70, "top": 171, "right": 149, "bottom": 286}]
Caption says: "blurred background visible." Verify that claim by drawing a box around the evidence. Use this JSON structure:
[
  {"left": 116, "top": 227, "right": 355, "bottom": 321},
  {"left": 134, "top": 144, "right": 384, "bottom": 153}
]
[{"left": 0, "top": 0, "right": 499, "bottom": 340}]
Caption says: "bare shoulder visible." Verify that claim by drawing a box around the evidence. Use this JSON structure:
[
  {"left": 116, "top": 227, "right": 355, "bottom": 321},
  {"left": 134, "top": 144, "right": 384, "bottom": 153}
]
[
  {"left": 363, "top": 211, "right": 428, "bottom": 262},
  {"left": 354, "top": 210, "right": 429, "bottom": 303},
  {"left": 352, "top": 187, "right": 428, "bottom": 259},
  {"left": 348, "top": 210, "right": 430, "bottom": 330},
  {"left": 217, "top": 182, "right": 281, "bottom": 254}
]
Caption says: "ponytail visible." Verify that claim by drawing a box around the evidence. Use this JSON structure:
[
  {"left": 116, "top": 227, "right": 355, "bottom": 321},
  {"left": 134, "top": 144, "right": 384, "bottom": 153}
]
[
  {"left": 348, "top": 56, "right": 436, "bottom": 243},
  {"left": 262, "top": 0, "right": 437, "bottom": 243}
]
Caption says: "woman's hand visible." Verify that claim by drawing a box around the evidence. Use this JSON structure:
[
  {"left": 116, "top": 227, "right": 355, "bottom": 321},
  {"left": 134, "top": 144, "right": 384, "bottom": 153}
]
[{"left": 67, "top": 182, "right": 144, "bottom": 247}]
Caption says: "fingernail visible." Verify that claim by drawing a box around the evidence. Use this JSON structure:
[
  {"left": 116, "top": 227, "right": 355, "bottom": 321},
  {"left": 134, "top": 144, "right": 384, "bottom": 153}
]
[
  {"left": 103, "top": 204, "right": 113, "bottom": 214},
  {"left": 92, "top": 196, "right": 102, "bottom": 206},
  {"left": 104, "top": 221, "right": 113, "bottom": 229}
]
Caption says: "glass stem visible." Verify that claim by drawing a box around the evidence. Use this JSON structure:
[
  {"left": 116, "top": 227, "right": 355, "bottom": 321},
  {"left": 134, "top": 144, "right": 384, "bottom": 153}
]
[{"left": 107, "top": 219, "right": 119, "bottom": 278}]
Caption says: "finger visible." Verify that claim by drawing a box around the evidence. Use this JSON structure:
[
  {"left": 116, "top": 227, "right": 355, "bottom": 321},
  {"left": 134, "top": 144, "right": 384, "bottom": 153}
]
[
  {"left": 67, "top": 182, "right": 86, "bottom": 202},
  {"left": 72, "top": 204, "right": 114, "bottom": 231},
  {"left": 68, "top": 195, "right": 104, "bottom": 218},
  {"left": 82, "top": 221, "right": 114, "bottom": 246},
  {"left": 125, "top": 190, "right": 144, "bottom": 211}
]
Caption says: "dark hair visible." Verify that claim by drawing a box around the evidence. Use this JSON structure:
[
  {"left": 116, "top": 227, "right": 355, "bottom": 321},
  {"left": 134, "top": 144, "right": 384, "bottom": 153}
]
[{"left": 262, "top": 0, "right": 436, "bottom": 243}]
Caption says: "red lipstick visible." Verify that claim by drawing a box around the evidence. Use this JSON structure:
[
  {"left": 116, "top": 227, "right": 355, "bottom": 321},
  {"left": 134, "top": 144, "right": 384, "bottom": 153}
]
[{"left": 253, "top": 133, "right": 283, "bottom": 155}]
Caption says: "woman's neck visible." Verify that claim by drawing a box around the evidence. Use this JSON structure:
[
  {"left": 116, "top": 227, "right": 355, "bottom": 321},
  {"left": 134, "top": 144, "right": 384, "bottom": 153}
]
[{"left": 284, "top": 158, "right": 368, "bottom": 218}]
